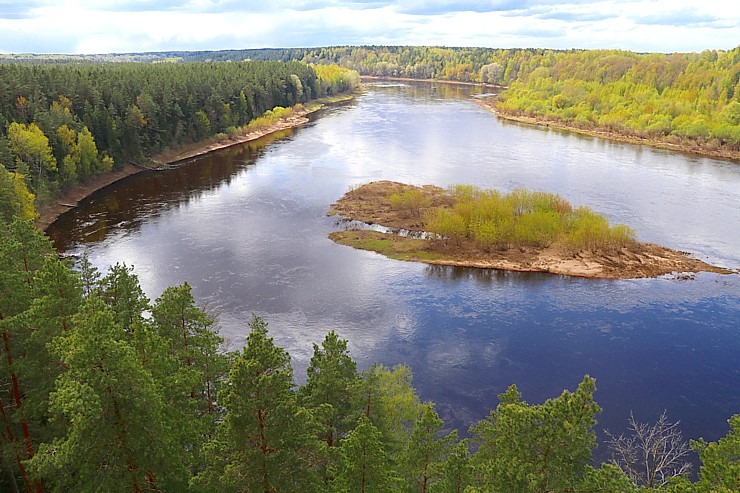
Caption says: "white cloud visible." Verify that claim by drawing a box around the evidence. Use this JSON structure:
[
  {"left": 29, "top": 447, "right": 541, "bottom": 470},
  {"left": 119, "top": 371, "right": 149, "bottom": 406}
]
[{"left": 0, "top": 0, "right": 738, "bottom": 53}]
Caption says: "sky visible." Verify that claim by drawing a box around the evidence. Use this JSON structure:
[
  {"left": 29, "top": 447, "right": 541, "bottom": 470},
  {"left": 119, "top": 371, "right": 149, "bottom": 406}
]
[{"left": 0, "top": 0, "right": 738, "bottom": 55}]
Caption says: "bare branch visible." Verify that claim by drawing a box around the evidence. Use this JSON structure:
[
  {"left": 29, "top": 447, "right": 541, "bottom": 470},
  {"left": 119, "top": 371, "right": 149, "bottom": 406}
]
[{"left": 605, "top": 411, "right": 692, "bottom": 488}]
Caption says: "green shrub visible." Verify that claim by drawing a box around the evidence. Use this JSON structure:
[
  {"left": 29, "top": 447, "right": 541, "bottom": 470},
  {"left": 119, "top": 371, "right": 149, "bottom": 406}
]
[{"left": 423, "top": 186, "right": 635, "bottom": 253}]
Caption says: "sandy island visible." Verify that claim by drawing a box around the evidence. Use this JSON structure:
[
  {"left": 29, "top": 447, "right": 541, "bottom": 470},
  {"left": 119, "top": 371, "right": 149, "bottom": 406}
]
[
  {"left": 36, "top": 96, "right": 353, "bottom": 231},
  {"left": 327, "top": 181, "right": 731, "bottom": 279}
]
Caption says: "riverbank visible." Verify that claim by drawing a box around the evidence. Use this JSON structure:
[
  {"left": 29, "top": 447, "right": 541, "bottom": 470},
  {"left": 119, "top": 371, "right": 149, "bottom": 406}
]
[
  {"left": 365, "top": 76, "right": 738, "bottom": 162},
  {"left": 328, "top": 181, "right": 731, "bottom": 279},
  {"left": 475, "top": 98, "right": 740, "bottom": 163},
  {"left": 36, "top": 94, "right": 354, "bottom": 231}
]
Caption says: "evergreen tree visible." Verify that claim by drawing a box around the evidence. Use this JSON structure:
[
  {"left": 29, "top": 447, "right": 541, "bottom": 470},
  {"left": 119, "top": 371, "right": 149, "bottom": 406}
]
[
  {"left": 194, "top": 315, "right": 320, "bottom": 492},
  {"left": 433, "top": 439, "right": 472, "bottom": 493},
  {"left": 471, "top": 375, "right": 600, "bottom": 493},
  {"left": 100, "top": 262, "right": 149, "bottom": 333},
  {"left": 29, "top": 298, "right": 187, "bottom": 493},
  {"left": 150, "top": 282, "right": 229, "bottom": 474},
  {"left": 0, "top": 219, "right": 54, "bottom": 493},
  {"left": 299, "top": 331, "right": 360, "bottom": 447},
  {"left": 401, "top": 404, "right": 457, "bottom": 493},
  {"left": 332, "top": 415, "right": 394, "bottom": 493},
  {"left": 692, "top": 414, "right": 740, "bottom": 493}
]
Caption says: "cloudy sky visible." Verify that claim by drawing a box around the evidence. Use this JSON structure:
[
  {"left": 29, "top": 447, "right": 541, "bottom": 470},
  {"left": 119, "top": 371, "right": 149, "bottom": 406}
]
[{"left": 0, "top": 0, "right": 737, "bottom": 55}]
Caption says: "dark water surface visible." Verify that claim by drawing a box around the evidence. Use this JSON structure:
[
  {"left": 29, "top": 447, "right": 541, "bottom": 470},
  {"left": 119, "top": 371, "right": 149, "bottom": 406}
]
[{"left": 48, "top": 82, "right": 740, "bottom": 455}]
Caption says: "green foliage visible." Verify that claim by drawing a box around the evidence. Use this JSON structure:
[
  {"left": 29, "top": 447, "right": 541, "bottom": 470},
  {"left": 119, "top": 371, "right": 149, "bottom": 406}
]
[
  {"left": 470, "top": 376, "right": 601, "bottom": 493},
  {"left": 401, "top": 404, "right": 458, "bottom": 493},
  {"left": 424, "top": 185, "right": 634, "bottom": 253},
  {"left": 313, "top": 64, "right": 361, "bottom": 95},
  {"left": 496, "top": 48, "right": 740, "bottom": 151},
  {"left": 194, "top": 315, "right": 321, "bottom": 492},
  {"left": 7, "top": 122, "right": 56, "bottom": 193},
  {"left": 332, "top": 415, "right": 394, "bottom": 493},
  {"left": 574, "top": 464, "right": 638, "bottom": 493},
  {"left": 389, "top": 188, "right": 432, "bottom": 218},
  {"left": 100, "top": 262, "right": 150, "bottom": 333},
  {"left": 299, "top": 330, "right": 360, "bottom": 447},
  {"left": 692, "top": 414, "right": 740, "bottom": 493},
  {"left": 361, "top": 364, "right": 425, "bottom": 458},
  {"left": 30, "top": 298, "right": 187, "bottom": 492},
  {"left": 0, "top": 164, "right": 36, "bottom": 221},
  {"left": 150, "top": 282, "right": 229, "bottom": 473}
]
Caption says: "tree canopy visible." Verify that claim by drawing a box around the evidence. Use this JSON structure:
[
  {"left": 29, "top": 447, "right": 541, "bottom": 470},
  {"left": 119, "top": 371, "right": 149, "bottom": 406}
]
[{"left": 0, "top": 218, "right": 736, "bottom": 492}]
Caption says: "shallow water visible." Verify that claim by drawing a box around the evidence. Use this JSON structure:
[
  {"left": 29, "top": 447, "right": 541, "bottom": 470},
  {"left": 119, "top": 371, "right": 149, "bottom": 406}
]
[{"left": 48, "top": 82, "right": 740, "bottom": 456}]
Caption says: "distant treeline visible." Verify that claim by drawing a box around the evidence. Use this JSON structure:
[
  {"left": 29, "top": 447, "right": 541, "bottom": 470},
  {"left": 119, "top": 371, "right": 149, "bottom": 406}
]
[
  {"left": 0, "top": 60, "right": 359, "bottom": 214},
  {"left": 165, "top": 46, "right": 740, "bottom": 152},
  {"left": 286, "top": 46, "right": 739, "bottom": 153},
  {"left": 148, "top": 45, "right": 740, "bottom": 153},
  {"left": 0, "top": 218, "right": 737, "bottom": 493},
  {"left": 1, "top": 44, "right": 737, "bottom": 219}
]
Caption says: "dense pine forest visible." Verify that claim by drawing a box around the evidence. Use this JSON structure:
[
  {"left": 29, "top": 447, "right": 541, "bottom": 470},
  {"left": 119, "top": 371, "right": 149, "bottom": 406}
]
[{"left": 0, "top": 60, "right": 359, "bottom": 217}]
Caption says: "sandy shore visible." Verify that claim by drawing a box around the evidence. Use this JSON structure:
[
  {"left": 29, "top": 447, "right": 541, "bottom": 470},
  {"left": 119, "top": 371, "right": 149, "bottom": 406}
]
[
  {"left": 327, "top": 181, "right": 731, "bottom": 279},
  {"left": 36, "top": 100, "right": 342, "bottom": 231}
]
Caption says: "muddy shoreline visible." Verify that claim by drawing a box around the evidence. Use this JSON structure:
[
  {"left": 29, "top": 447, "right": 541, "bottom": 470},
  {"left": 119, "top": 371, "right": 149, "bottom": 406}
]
[{"left": 36, "top": 97, "right": 351, "bottom": 231}]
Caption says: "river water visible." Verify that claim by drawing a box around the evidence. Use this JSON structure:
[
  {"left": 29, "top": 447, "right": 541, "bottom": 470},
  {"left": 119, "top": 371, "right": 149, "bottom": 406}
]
[{"left": 48, "top": 82, "right": 740, "bottom": 454}]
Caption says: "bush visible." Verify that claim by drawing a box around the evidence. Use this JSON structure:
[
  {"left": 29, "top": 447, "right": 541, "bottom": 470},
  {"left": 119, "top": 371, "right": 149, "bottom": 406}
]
[
  {"left": 389, "top": 189, "right": 431, "bottom": 217},
  {"left": 423, "top": 186, "right": 635, "bottom": 253}
]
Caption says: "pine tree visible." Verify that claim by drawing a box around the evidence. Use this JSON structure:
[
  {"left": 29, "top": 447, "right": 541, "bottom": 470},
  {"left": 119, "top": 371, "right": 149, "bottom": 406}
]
[
  {"left": 29, "top": 298, "right": 187, "bottom": 493},
  {"left": 193, "top": 315, "right": 320, "bottom": 493},
  {"left": 0, "top": 219, "right": 54, "bottom": 493},
  {"left": 435, "top": 439, "right": 472, "bottom": 493},
  {"left": 150, "top": 282, "right": 229, "bottom": 473},
  {"left": 471, "top": 376, "right": 600, "bottom": 493},
  {"left": 401, "top": 404, "right": 457, "bottom": 493},
  {"left": 332, "top": 415, "right": 394, "bottom": 493},
  {"left": 299, "top": 331, "right": 360, "bottom": 447},
  {"left": 692, "top": 414, "right": 740, "bottom": 493}
]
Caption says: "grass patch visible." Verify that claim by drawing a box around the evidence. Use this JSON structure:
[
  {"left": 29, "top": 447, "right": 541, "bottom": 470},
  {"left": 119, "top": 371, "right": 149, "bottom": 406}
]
[{"left": 329, "top": 230, "right": 445, "bottom": 262}]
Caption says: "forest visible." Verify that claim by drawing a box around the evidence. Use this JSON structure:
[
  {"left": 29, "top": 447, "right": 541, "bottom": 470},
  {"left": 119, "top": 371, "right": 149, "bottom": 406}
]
[
  {"left": 0, "top": 217, "right": 736, "bottom": 492},
  {"left": 295, "top": 46, "right": 739, "bottom": 155},
  {"left": 156, "top": 45, "right": 740, "bottom": 155},
  {"left": 0, "top": 60, "right": 359, "bottom": 215},
  {"left": 1, "top": 45, "right": 737, "bottom": 220}
]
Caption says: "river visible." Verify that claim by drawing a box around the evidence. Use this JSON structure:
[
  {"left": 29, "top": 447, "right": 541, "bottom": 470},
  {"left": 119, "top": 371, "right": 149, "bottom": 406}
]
[{"left": 47, "top": 82, "right": 740, "bottom": 455}]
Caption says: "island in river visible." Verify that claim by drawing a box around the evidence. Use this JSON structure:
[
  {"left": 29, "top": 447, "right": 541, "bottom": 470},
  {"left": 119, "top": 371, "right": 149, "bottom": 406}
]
[{"left": 328, "top": 181, "right": 731, "bottom": 279}]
